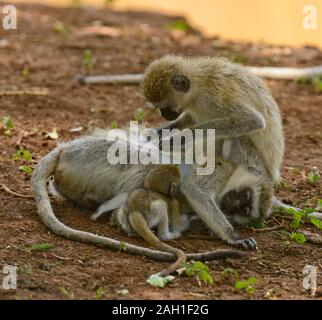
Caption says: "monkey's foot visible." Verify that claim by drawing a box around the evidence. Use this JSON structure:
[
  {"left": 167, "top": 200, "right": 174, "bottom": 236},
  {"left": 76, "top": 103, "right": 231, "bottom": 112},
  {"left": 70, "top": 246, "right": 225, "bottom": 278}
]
[
  {"left": 159, "top": 231, "right": 181, "bottom": 241},
  {"left": 230, "top": 237, "right": 258, "bottom": 250}
]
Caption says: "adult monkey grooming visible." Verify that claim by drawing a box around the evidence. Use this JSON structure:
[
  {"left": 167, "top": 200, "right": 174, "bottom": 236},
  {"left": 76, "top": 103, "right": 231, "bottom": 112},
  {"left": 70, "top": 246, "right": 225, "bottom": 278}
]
[{"left": 142, "top": 55, "right": 284, "bottom": 213}]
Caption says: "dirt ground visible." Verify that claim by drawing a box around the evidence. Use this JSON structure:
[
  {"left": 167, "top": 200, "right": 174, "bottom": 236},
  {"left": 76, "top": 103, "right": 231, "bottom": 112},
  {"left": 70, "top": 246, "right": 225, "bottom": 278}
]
[{"left": 0, "top": 2, "right": 321, "bottom": 300}]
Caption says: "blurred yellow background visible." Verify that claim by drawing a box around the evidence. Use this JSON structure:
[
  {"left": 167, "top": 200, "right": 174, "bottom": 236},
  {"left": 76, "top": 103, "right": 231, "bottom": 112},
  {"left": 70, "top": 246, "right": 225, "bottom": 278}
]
[{"left": 10, "top": 0, "right": 322, "bottom": 48}]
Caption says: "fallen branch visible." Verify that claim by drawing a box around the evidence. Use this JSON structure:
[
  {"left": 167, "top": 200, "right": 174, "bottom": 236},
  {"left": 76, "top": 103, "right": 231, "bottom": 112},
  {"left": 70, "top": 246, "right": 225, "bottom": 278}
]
[
  {"left": 0, "top": 183, "right": 33, "bottom": 198},
  {"left": 0, "top": 89, "right": 49, "bottom": 96},
  {"left": 249, "top": 225, "right": 285, "bottom": 233},
  {"left": 76, "top": 65, "right": 322, "bottom": 85}
]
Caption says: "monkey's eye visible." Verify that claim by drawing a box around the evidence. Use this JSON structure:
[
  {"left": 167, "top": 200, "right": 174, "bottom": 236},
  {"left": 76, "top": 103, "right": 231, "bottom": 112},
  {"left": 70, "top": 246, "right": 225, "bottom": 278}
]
[{"left": 171, "top": 74, "right": 190, "bottom": 93}]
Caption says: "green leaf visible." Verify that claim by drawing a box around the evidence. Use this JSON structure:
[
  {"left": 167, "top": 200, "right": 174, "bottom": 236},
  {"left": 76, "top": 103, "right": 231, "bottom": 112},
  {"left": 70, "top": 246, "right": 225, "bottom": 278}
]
[
  {"left": 289, "top": 211, "right": 303, "bottom": 229},
  {"left": 310, "top": 217, "right": 322, "bottom": 230},
  {"left": 185, "top": 261, "right": 213, "bottom": 284},
  {"left": 22, "top": 66, "right": 29, "bottom": 80},
  {"left": 133, "top": 108, "right": 146, "bottom": 123},
  {"left": 110, "top": 121, "right": 118, "bottom": 129},
  {"left": 30, "top": 243, "right": 51, "bottom": 251},
  {"left": 19, "top": 165, "right": 33, "bottom": 175},
  {"left": 1, "top": 116, "right": 14, "bottom": 129},
  {"left": 290, "top": 232, "right": 307, "bottom": 244},
  {"left": 83, "top": 49, "right": 94, "bottom": 72},
  {"left": 247, "top": 218, "right": 266, "bottom": 229},
  {"left": 307, "top": 168, "right": 320, "bottom": 186},
  {"left": 168, "top": 19, "right": 190, "bottom": 32},
  {"left": 119, "top": 241, "right": 126, "bottom": 251},
  {"left": 95, "top": 287, "right": 105, "bottom": 299},
  {"left": 316, "top": 199, "right": 322, "bottom": 211},
  {"left": 12, "top": 149, "right": 32, "bottom": 161},
  {"left": 235, "top": 277, "right": 257, "bottom": 294},
  {"left": 53, "top": 21, "right": 70, "bottom": 35},
  {"left": 147, "top": 274, "right": 175, "bottom": 288}
]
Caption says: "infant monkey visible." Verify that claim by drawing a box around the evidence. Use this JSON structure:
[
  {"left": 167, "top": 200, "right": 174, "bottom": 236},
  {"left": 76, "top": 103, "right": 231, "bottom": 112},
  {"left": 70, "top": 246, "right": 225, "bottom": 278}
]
[{"left": 114, "top": 164, "right": 188, "bottom": 276}]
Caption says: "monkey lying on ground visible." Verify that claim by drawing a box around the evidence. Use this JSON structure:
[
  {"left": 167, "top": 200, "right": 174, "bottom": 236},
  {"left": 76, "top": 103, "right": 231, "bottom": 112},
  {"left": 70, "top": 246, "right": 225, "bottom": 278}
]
[
  {"left": 113, "top": 164, "right": 189, "bottom": 276},
  {"left": 31, "top": 134, "right": 249, "bottom": 266}
]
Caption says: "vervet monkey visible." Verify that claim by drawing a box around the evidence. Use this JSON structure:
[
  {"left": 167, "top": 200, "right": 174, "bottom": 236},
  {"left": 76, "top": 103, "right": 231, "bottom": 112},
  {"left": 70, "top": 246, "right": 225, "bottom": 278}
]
[
  {"left": 142, "top": 55, "right": 284, "bottom": 185},
  {"left": 113, "top": 165, "right": 189, "bottom": 276},
  {"left": 31, "top": 134, "right": 247, "bottom": 264}
]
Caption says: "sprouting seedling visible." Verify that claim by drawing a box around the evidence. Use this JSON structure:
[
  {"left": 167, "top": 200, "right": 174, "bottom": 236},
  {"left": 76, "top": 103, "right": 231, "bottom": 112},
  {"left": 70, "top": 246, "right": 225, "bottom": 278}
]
[
  {"left": 235, "top": 276, "right": 257, "bottom": 295},
  {"left": 290, "top": 232, "right": 307, "bottom": 244},
  {"left": 311, "top": 76, "right": 322, "bottom": 92},
  {"left": 307, "top": 167, "right": 320, "bottom": 186},
  {"left": 229, "top": 54, "right": 247, "bottom": 65},
  {"left": 53, "top": 21, "right": 70, "bottom": 36},
  {"left": 12, "top": 148, "right": 32, "bottom": 161},
  {"left": 185, "top": 261, "right": 213, "bottom": 285},
  {"left": 168, "top": 19, "right": 190, "bottom": 32},
  {"left": 110, "top": 121, "right": 118, "bottom": 129},
  {"left": 1, "top": 116, "right": 14, "bottom": 136},
  {"left": 21, "top": 66, "right": 29, "bottom": 80},
  {"left": 133, "top": 108, "right": 146, "bottom": 124},
  {"left": 95, "top": 287, "right": 105, "bottom": 299},
  {"left": 310, "top": 217, "right": 322, "bottom": 230},
  {"left": 19, "top": 165, "right": 33, "bottom": 175},
  {"left": 119, "top": 241, "right": 126, "bottom": 251},
  {"left": 83, "top": 49, "right": 94, "bottom": 74},
  {"left": 246, "top": 218, "right": 266, "bottom": 229}
]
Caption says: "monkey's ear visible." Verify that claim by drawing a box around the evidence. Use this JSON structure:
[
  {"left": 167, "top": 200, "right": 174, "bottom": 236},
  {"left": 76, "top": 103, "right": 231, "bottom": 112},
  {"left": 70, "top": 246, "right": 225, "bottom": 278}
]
[{"left": 171, "top": 74, "right": 190, "bottom": 93}]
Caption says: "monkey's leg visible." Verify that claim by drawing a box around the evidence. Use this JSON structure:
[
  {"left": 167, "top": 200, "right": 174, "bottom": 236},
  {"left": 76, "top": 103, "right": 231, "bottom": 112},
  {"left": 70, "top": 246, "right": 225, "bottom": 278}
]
[
  {"left": 129, "top": 210, "right": 186, "bottom": 276},
  {"left": 180, "top": 180, "right": 257, "bottom": 250},
  {"left": 91, "top": 192, "right": 128, "bottom": 221},
  {"left": 272, "top": 197, "right": 322, "bottom": 220}
]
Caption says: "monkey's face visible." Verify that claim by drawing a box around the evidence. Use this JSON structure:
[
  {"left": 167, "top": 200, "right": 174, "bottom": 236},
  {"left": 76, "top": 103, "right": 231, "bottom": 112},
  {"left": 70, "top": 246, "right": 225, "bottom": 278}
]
[
  {"left": 142, "top": 57, "right": 191, "bottom": 120},
  {"left": 220, "top": 187, "right": 258, "bottom": 225}
]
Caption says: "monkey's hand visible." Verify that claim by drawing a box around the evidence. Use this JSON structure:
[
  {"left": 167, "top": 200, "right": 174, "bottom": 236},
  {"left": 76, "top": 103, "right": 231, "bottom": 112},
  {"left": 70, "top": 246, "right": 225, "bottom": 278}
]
[{"left": 180, "top": 180, "right": 258, "bottom": 250}]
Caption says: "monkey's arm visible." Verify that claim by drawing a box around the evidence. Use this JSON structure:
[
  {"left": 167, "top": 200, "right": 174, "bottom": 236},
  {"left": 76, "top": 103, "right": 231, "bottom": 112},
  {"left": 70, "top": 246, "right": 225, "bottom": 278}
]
[
  {"left": 156, "top": 111, "right": 194, "bottom": 133},
  {"left": 180, "top": 180, "right": 257, "bottom": 250},
  {"left": 164, "top": 108, "right": 265, "bottom": 139}
]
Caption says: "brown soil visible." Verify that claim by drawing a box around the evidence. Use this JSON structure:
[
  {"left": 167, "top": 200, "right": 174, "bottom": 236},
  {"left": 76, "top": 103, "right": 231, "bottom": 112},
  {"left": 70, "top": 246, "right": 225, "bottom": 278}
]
[{"left": 0, "top": 2, "right": 321, "bottom": 300}]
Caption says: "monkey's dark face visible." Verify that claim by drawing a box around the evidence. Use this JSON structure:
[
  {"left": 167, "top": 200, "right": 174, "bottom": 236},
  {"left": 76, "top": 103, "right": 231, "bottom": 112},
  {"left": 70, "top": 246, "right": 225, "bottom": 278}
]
[
  {"left": 220, "top": 188, "right": 253, "bottom": 223},
  {"left": 142, "top": 60, "right": 190, "bottom": 120}
]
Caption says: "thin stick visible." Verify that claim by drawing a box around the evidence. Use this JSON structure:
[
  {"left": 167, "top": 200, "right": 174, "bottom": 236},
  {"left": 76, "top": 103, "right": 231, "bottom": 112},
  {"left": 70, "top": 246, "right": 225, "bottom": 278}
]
[
  {"left": 0, "top": 89, "right": 49, "bottom": 96},
  {"left": 75, "top": 65, "right": 322, "bottom": 85},
  {"left": 0, "top": 183, "right": 33, "bottom": 198},
  {"left": 249, "top": 225, "right": 285, "bottom": 232}
]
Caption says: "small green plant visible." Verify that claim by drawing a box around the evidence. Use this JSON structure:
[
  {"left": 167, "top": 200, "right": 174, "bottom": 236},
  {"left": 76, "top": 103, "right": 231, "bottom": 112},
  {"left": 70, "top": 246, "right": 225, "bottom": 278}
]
[
  {"left": 19, "top": 165, "right": 33, "bottom": 175},
  {"left": 185, "top": 261, "right": 213, "bottom": 285},
  {"left": 307, "top": 167, "right": 320, "bottom": 186},
  {"left": 83, "top": 49, "right": 94, "bottom": 73},
  {"left": 133, "top": 108, "right": 146, "bottom": 123},
  {"left": 1, "top": 116, "right": 14, "bottom": 135},
  {"left": 229, "top": 54, "right": 247, "bottom": 64},
  {"left": 290, "top": 232, "right": 307, "bottom": 244},
  {"left": 30, "top": 243, "right": 51, "bottom": 251},
  {"left": 110, "top": 121, "right": 118, "bottom": 129},
  {"left": 59, "top": 287, "right": 74, "bottom": 299},
  {"left": 53, "top": 21, "right": 70, "bottom": 36},
  {"left": 21, "top": 66, "right": 29, "bottom": 80},
  {"left": 311, "top": 217, "right": 322, "bottom": 230},
  {"left": 315, "top": 199, "right": 322, "bottom": 211},
  {"left": 311, "top": 77, "right": 322, "bottom": 92},
  {"left": 168, "top": 19, "right": 190, "bottom": 32},
  {"left": 12, "top": 149, "right": 32, "bottom": 161},
  {"left": 119, "top": 241, "right": 126, "bottom": 251},
  {"left": 95, "top": 287, "right": 105, "bottom": 299},
  {"left": 247, "top": 218, "right": 266, "bottom": 229},
  {"left": 147, "top": 274, "right": 175, "bottom": 288},
  {"left": 235, "top": 276, "right": 257, "bottom": 294}
]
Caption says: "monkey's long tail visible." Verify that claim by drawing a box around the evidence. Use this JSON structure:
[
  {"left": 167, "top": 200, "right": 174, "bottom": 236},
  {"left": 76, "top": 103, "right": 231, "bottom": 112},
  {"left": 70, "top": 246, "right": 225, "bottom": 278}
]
[
  {"left": 129, "top": 210, "right": 186, "bottom": 276},
  {"left": 31, "top": 149, "right": 247, "bottom": 262}
]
